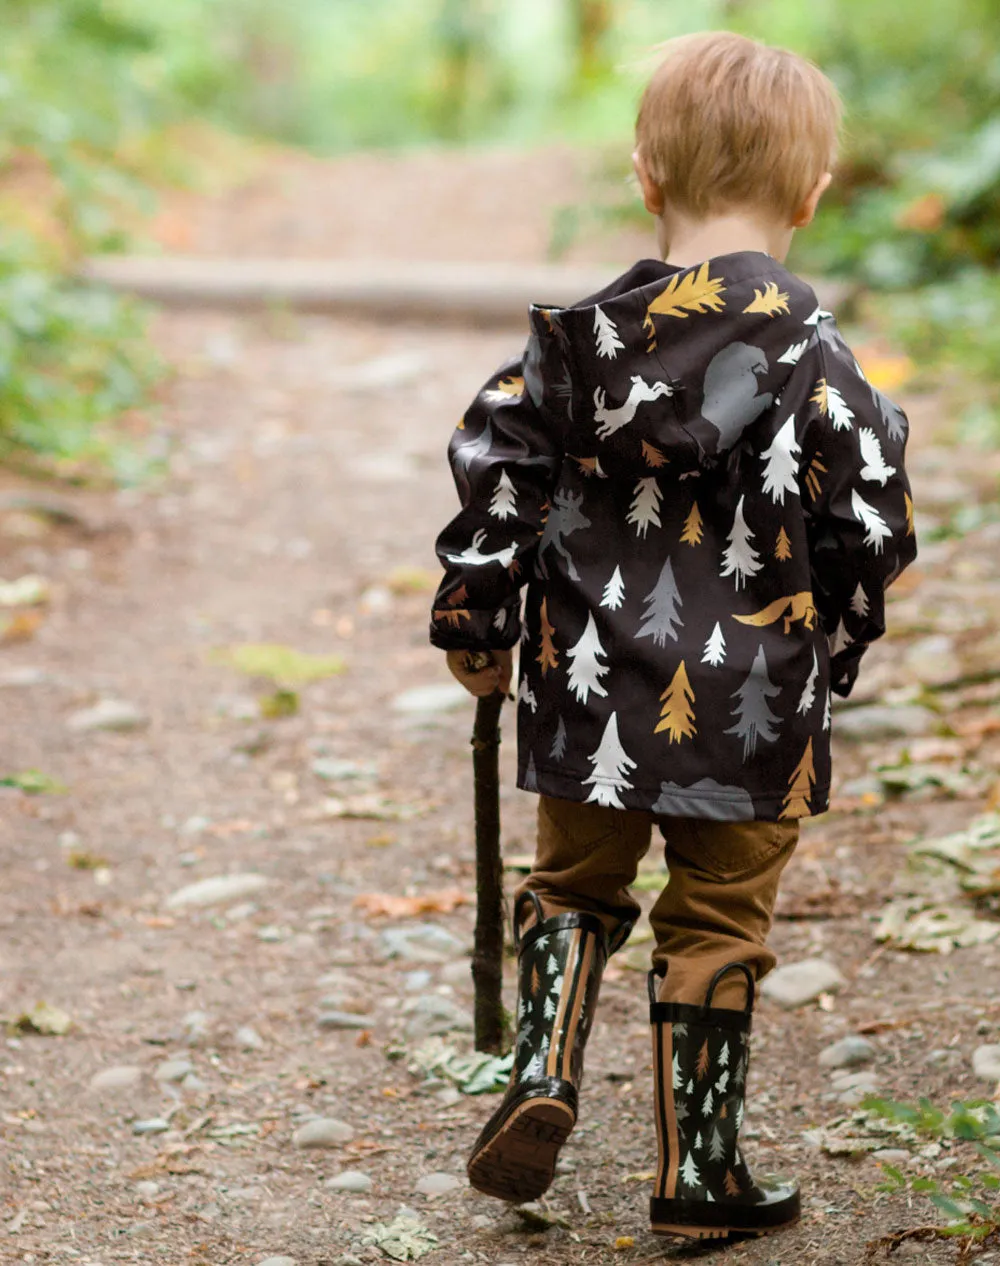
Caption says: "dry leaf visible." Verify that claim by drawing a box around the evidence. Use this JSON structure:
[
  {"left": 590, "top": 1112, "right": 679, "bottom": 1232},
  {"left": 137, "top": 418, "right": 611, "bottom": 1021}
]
[
  {"left": 0, "top": 574, "right": 50, "bottom": 607},
  {"left": 12, "top": 1001, "right": 73, "bottom": 1036},
  {"left": 0, "top": 610, "right": 44, "bottom": 643},
  {"left": 353, "top": 888, "right": 470, "bottom": 919}
]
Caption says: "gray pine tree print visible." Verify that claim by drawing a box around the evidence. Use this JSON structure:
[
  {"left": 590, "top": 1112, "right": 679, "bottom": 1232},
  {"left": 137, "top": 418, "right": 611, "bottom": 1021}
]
[
  {"left": 549, "top": 716, "right": 568, "bottom": 761},
  {"left": 635, "top": 557, "right": 683, "bottom": 647},
  {"left": 726, "top": 645, "right": 782, "bottom": 760}
]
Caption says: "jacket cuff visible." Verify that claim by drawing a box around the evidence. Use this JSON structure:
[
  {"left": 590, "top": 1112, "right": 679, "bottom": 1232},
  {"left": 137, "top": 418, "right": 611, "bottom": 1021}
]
[{"left": 429, "top": 606, "right": 520, "bottom": 652}]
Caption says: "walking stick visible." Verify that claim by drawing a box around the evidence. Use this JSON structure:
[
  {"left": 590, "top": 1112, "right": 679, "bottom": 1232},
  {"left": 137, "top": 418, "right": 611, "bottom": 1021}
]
[{"left": 468, "top": 662, "right": 507, "bottom": 1055}]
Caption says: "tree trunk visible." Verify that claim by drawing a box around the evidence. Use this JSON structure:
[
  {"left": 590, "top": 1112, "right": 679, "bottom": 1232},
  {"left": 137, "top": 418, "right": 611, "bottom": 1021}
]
[
  {"left": 570, "top": 0, "right": 614, "bottom": 86},
  {"left": 470, "top": 691, "right": 507, "bottom": 1054}
]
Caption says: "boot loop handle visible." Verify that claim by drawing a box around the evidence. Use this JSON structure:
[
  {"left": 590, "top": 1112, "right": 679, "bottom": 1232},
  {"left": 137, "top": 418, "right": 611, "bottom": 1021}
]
[
  {"left": 512, "top": 890, "right": 545, "bottom": 952},
  {"left": 703, "top": 962, "right": 755, "bottom": 1016},
  {"left": 647, "top": 965, "right": 666, "bottom": 1006}
]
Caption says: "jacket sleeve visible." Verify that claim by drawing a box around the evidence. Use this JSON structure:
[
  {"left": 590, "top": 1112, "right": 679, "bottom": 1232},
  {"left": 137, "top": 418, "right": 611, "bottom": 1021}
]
[
  {"left": 429, "top": 343, "right": 563, "bottom": 652},
  {"left": 799, "top": 322, "right": 917, "bottom": 697}
]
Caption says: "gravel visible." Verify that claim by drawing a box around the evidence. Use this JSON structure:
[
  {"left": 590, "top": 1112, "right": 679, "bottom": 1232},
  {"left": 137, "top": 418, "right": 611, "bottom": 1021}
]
[
  {"left": 291, "top": 1118, "right": 355, "bottom": 1150},
  {"left": 761, "top": 959, "right": 846, "bottom": 1009}
]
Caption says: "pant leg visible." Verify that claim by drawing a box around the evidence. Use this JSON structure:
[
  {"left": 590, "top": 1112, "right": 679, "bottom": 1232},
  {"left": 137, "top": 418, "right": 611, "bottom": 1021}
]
[
  {"left": 649, "top": 817, "right": 799, "bottom": 1010},
  {"left": 515, "top": 795, "right": 654, "bottom": 944}
]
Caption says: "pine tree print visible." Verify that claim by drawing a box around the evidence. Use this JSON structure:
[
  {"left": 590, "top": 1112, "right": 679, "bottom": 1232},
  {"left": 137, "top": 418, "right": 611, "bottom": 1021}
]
[
  {"left": 718, "top": 1040, "right": 729, "bottom": 1068},
  {"left": 566, "top": 612, "right": 610, "bottom": 704},
  {"left": 627, "top": 477, "right": 662, "bottom": 537},
  {"left": 702, "top": 622, "right": 726, "bottom": 667},
  {"left": 520, "top": 1052, "right": 544, "bottom": 1082},
  {"left": 549, "top": 716, "right": 568, "bottom": 761},
  {"left": 708, "top": 1126, "right": 726, "bottom": 1161},
  {"left": 679, "top": 1152, "right": 702, "bottom": 1189},
  {"left": 600, "top": 565, "right": 625, "bottom": 611},
  {"left": 760, "top": 415, "right": 801, "bottom": 505},
  {"left": 743, "top": 282, "right": 790, "bottom": 316},
  {"left": 543, "top": 994, "right": 557, "bottom": 1021},
  {"left": 524, "top": 751, "right": 538, "bottom": 791},
  {"left": 636, "top": 557, "right": 684, "bottom": 647},
  {"left": 726, "top": 645, "right": 782, "bottom": 760},
  {"left": 550, "top": 974, "right": 564, "bottom": 996},
  {"left": 719, "top": 1102, "right": 728, "bottom": 1120},
  {"left": 488, "top": 470, "right": 517, "bottom": 520},
  {"left": 775, "top": 525, "right": 792, "bottom": 561},
  {"left": 530, "top": 963, "right": 541, "bottom": 997},
  {"left": 702, "top": 1086, "right": 715, "bottom": 1117},
  {"left": 905, "top": 491, "right": 915, "bottom": 536},
  {"left": 851, "top": 488, "right": 892, "bottom": 552},
  {"left": 672, "top": 1051, "right": 683, "bottom": 1090},
  {"left": 724, "top": 1169, "right": 741, "bottom": 1197},
  {"left": 780, "top": 737, "right": 816, "bottom": 818},
  {"left": 827, "top": 384, "right": 856, "bottom": 431},
  {"left": 642, "top": 439, "right": 669, "bottom": 468},
  {"left": 686, "top": 1078, "right": 694, "bottom": 1095},
  {"left": 696, "top": 1039, "right": 711, "bottom": 1079},
  {"left": 720, "top": 495, "right": 763, "bottom": 590},
  {"left": 680, "top": 501, "right": 704, "bottom": 546},
  {"left": 583, "top": 713, "right": 637, "bottom": 810},
  {"left": 796, "top": 648, "right": 819, "bottom": 715},
  {"left": 823, "top": 688, "right": 832, "bottom": 731},
  {"left": 536, "top": 598, "right": 559, "bottom": 675},
  {"left": 778, "top": 339, "right": 809, "bottom": 365},
  {"left": 735, "top": 1101, "right": 745, "bottom": 1130},
  {"left": 851, "top": 583, "right": 869, "bottom": 617},
  {"left": 693, "top": 1130, "right": 704, "bottom": 1151},
  {"left": 593, "top": 305, "right": 624, "bottom": 359},
  {"left": 655, "top": 661, "right": 696, "bottom": 742},
  {"left": 546, "top": 954, "right": 558, "bottom": 974}
]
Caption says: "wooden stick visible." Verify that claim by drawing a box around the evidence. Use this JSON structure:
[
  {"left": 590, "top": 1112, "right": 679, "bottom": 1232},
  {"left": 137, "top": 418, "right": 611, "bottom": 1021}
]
[{"left": 470, "top": 690, "right": 507, "bottom": 1054}]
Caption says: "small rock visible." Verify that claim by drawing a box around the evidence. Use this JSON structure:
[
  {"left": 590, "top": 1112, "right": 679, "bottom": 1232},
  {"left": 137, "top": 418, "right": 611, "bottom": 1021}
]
[
  {"left": 181, "top": 1073, "right": 206, "bottom": 1092},
  {"left": 469, "top": 1215, "right": 493, "bottom": 1231},
  {"left": 392, "top": 683, "right": 469, "bottom": 716},
  {"left": 380, "top": 922, "right": 465, "bottom": 963},
  {"left": 414, "top": 1172, "right": 462, "bottom": 1197},
  {"left": 258, "top": 1258, "right": 298, "bottom": 1266},
  {"left": 89, "top": 1065, "right": 143, "bottom": 1092},
  {"left": 155, "top": 1059, "right": 193, "bottom": 1083},
  {"left": 235, "top": 1025, "right": 265, "bottom": 1051},
  {"left": 291, "top": 1118, "right": 355, "bottom": 1149},
  {"left": 972, "top": 1044, "right": 1000, "bottom": 1082},
  {"left": 403, "top": 970, "right": 433, "bottom": 992},
  {"left": 835, "top": 704, "right": 936, "bottom": 742},
  {"left": 317, "top": 1011, "right": 371, "bottom": 1031},
  {"left": 67, "top": 699, "right": 148, "bottom": 733},
  {"left": 818, "top": 1036, "right": 876, "bottom": 1069},
  {"left": 926, "top": 1048, "right": 954, "bottom": 1067},
  {"left": 166, "top": 873, "right": 271, "bottom": 910},
  {"left": 903, "top": 636, "right": 962, "bottom": 688},
  {"left": 132, "top": 1118, "right": 171, "bottom": 1136},
  {"left": 183, "top": 1010, "right": 211, "bottom": 1046},
  {"left": 325, "top": 1171, "right": 373, "bottom": 1193},
  {"left": 762, "top": 959, "right": 845, "bottom": 1009},
  {"left": 312, "top": 759, "right": 377, "bottom": 782},
  {"left": 403, "top": 995, "right": 472, "bottom": 1041},
  {"left": 438, "top": 960, "right": 473, "bottom": 985},
  {"left": 871, "top": 1149, "right": 911, "bottom": 1166},
  {"left": 134, "top": 1181, "right": 161, "bottom": 1200},
  {"left": 833, "top": 1070, "right": 879, "bottom": 1104}
]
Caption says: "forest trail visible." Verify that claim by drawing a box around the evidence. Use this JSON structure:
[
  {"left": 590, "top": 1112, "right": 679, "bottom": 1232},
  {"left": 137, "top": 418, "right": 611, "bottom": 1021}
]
[{"left": 3, "top": 147, "right": 1000, "bottom": 1266}]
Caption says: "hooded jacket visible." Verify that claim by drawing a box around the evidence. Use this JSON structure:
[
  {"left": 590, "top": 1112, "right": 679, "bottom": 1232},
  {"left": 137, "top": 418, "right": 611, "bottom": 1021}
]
[{"left": 429, "top": 252, "right": 916, "bottom": 821}]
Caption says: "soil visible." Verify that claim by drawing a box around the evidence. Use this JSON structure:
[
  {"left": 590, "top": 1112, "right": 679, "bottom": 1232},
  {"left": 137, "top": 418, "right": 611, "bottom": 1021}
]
[{"left": 2, "top": 145, "right": 1000, "bottom": 1266}]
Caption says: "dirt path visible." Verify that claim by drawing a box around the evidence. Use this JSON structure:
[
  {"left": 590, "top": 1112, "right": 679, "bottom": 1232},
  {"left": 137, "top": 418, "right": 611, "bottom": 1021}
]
[{"left": 3, "top": 148, "right": 1000, "bottom": 1266}]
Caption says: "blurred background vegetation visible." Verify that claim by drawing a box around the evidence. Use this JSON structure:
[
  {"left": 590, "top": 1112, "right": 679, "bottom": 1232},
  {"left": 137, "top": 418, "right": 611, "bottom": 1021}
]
[{"left": 3, "top": 0, "right": 1000, "bottom": 471}]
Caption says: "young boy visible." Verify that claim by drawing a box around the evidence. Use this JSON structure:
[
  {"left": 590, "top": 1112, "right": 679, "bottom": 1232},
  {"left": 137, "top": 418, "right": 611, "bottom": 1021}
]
[{"left": 429, "top": 31, "right": 916, "bottom": 1241}]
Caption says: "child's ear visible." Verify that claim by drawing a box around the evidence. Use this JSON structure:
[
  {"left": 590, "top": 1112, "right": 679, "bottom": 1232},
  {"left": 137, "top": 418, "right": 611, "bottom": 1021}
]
[
  {"left": 632, "top": 148, "right": 666, "bottom": 217},
  {"left": 792, "top": 171, "right": 833, "bottom": 229}
]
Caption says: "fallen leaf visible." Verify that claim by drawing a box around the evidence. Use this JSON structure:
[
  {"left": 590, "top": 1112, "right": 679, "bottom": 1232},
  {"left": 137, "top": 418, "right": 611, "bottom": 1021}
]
[
  {"left": 385, "top": 567, "right": 438, "bottom": 595},
  {"left": 0, "top": 574, "right": 50, "bottom": 606},
  {"left": 407, "top": 1037, "right": 513, "bottom": 1095},
  {"left": 0, "top": 770, "right": 66, "bottom": 795},
  {"left": 11, "top": 1002, "right": 73, "bottom": 1036},
  {"left": 359, "top": 1215, "right": 439, "bottom": 1260},
  {"left": 875, "top": 897, "right": 1000, "bottom": 953},
  {"left": 366, "top": 832, "right": 397, "bottom": 849},
  {"left": 67, "top": 850, "right": 109, "bottom": 871},
  {"left": 304, "top": 795, "right": 429, "bottom": 822},
  {"left": 0, "top": 610, "right": 44, "bottom": 643},
  {"left": 614, "top": 1237, "right": 635, "bottom": 1250},
  {"left": 258, "top": 689, "right": 299, "bottom": 718},
  {"left": 354, "top": 889, "right": 470, "bottom": 919},
  {"left": 621, "top": 1171, "right": 656, "bottom": 1184},
  {"left": 211, "top": 643, "right": 346, "bottom": 685}
]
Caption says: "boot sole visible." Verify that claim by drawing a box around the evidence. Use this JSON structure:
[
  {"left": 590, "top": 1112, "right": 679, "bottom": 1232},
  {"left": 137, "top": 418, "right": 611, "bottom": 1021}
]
[
  {"left": 467, "top": 1097, "right": 576, "bottom": 1203},
  {"left": 652, "top": 1217, "right": 798, "bottom": 1241}
]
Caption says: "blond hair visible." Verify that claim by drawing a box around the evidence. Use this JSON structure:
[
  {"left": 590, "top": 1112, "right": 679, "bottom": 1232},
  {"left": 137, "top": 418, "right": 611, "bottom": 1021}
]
[{"left": 635, "top": 31, "right": 841, "bottom": 222}]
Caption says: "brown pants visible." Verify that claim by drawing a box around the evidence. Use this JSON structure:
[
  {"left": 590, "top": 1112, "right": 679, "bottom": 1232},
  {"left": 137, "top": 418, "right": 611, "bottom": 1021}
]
[{"left": 517, "top": 796, "right": 798, "bottom": 1011}]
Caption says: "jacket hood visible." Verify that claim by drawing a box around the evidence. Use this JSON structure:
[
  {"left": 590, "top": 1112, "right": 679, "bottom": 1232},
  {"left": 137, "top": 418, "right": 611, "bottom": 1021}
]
[{"left": 524, "top": 252, "right": 823, "bottom": 478}]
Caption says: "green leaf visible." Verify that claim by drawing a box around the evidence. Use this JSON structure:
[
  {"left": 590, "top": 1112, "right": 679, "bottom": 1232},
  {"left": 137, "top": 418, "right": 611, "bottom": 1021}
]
[
  {"left": 211, "top": 644, "right": 347, "bottom": 685},
  {"left": 0, "top": 770, "right": 66, "bottom": 794}
]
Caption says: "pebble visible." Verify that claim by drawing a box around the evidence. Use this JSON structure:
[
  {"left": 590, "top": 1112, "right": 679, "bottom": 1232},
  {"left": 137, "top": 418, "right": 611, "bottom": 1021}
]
[
  {"left": 291, "top": 1118, "right": 355, "bottom": 1149},
  {"left": 438, "top": 960, "right": 472, "bottom": 985},
  {"left": 414, "top": 1172, "right": 462, "bottom": 1197},
  {"left": 132, "top": 1118, "right": 171, "bottom": 1136},
  {"left": 258, "top": 1258, "right": 298, "bottom": 1266},
  {"left": 134, "top": 1181, "right": 161, "bottom": 1200},
  {"left": 972, "top": 1044, "right": 1000, "bottom": 1081},
  {"left": 89, "top": 1065, "right": 143, "bottom": 1092},
  {"left": 325, "top": 1171, "right": 374, "bottom": 1193},
  {"left": 67, "top": 699, "right": 149, "bottom": 733},
  {"left": 380, "top": 922, "right": 465, "bottom": 963},
  {"left": 317, "top": 1011, "right": 371, "bottom": 1031},
  {"left": 404, "top": 970, "right": 433, "bottom": 992},
  {"left": 403, "top": 995, "right": 472, "bottom": 1041},
  {"left": 182, "top": 1073, "right": 206, "bottom": 1092},
  {"left": 166, "top": 873, "right": 271, "bottom": 910},
  {"left": 761, "top": 959, "right": 845, "bottom": 1009},
  {"left": 235, "top": 1025, "right": 265, "bottom": 1051},
  {"left": 312, "top": 759, "right": 377, "bottom": 782},
  {"left": 832, "top": 1070, "right": 879, "bottom": 1104},
  {"left": 871, "top": 1149, "right": 911, "bottom": 1166},
  {"left": 818, "top": 1036, "right": 876, "bottom": 1069},
  {"left": 391, "top": 683, "right": 469, "bottom": 716},
  {"left": 154, "top": 1058, "right": 194, "bottom": 1083},
  {"left": 903, "top": 636, "right": 962, "bottom": 688},
  {"left": 834, "top": 704, "right": 936, "bottom": 742}
]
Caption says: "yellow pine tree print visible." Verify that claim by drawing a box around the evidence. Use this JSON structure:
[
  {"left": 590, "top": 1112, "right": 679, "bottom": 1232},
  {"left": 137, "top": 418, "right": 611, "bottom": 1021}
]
[
  {"left": 811, "top": 379, "right": 830, "bottom": 415},
  {"left": 742, "top": 283, "right": 790, "bottom": 316},
  {"left": 680, "top": 501, "right": 704, "bottom": 546},
  {"left": 536, "top": 598, "right": 559, "bottom": 675},
  {"left": 780, "top": 737, "right": 815, "bottom": 818},
  {"left": 643, "top": 262, "right": 727, "bottom": 348},
  {"left": 642, "top": 439, "right": 669, "bottom": 468},
  {"left": 775, "top": 526, "right": 792, "bottom": 561},
  {"left": 904, "top": 491, "right": 915, "bottom": 536},
  {"left": 655, "top": 660, "right": 696, "bottom": 742}
]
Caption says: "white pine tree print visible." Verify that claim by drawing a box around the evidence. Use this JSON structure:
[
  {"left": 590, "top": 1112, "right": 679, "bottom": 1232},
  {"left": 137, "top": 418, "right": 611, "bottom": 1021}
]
[
  {"left": 823, "top": 688, "right": 832, "bottom": 731},
  {"left": 546, "top": 954, "right": 558, "bottom": 975},
  {"left": 672, "top": 1051, "right": 683, "bottom": 1090},
  {"left": 679, "top": 1152, "right": 701, "bottom": 1189},
  {"left": 859, "top": 427, "right": 896, "bottom": 485},
  {"left": 693, "top": 1130, "right": 703, "bottom": 1151},
  {"left": 583, "top": 713, "right": 637, "bottom": 809},
  {"left": 543, "top": 995, "right": 557, "bottom": 1021},
  {"left": 718, "top": 1040, "right": 729, "bottom": 1068},
  {"left": 778, "top": 339, "right": 809, "bottom": 365},
  {"left": 593, "top": 305, "right": 624, "bottom": 359},
  {"left": 520, "top": 1052, "right": 544, "bottom": 1081},
  {"left": 796, "top": 647, "right": 819, "bottom": 715},
  {"left": 566, "top": 612, "right": 610, "bottom": 704},
  {"left": 760, "top": 415, "right": 801, "bottom": 505},
  {"left": 549, "top": 716, "right": 568, "bottom": 761},
  {"left": 600, "top": 564, "right": 625, "bottom": 611},
  {"left": 488, "top": 469, "right": 517, "bottom": 520},
  {"left": 827, "top": 384, "right": 855, "bottom": 431},
  {"left": 627, "top": 477, "right": 663, "bottom": 537},
  {"left": 550, "top": 974, "right": 564, "bottom": 997},
  {"left": 851, "top": 583, "right": 870, "bottom": 618},
  {"left": 686, "top": 1078, "right": 694, "bottom": 1095},
  {"left": 702, "top": 1086, "right": 715, "bottom": 1117},
  {"left": 636, "top": 557, "right": 684, "bottom": 647},
  {"left": 735, "top": 1101, "right": 745, "bottom": 1131},
  {"left": 720, "top": 495, "right": 763, "bottom": 590},
  {"left": 702, "top": 621, "right": 726, "bottom": 667},
  {"left": 726, "top": 644, "right": 782, "bottom": 760}
]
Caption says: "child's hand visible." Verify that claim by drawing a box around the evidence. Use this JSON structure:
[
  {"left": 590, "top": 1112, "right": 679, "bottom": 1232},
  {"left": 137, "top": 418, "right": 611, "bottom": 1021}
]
[{"left": 446, "top": 649, "right": 513, "bottom": 698}]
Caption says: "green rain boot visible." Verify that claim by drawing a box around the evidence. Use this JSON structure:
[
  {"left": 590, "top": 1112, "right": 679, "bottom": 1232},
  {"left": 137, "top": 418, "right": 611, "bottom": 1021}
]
[
  {"left": 648, "top": 963, "right": 800, "bottom": 1240},
  {"left": 467, "top": 891, "right": 627, "bottom": 1203}
]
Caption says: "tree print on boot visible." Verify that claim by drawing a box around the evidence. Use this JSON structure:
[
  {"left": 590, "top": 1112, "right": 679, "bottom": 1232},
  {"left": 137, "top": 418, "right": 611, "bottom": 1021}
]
[
  {"left": 467, "top": 892, "right": 626, "bottom": 1203},
  {"left": 648, "top": 963, "right": 799, "bottom": 1239}
]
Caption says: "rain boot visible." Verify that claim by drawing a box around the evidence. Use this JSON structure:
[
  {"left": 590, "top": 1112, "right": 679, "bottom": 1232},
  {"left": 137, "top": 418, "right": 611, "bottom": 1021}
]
[
  {"left": 648, "top": 962, "right": 800, "bottom": 1239},
  {"left": 467, "top": 891, "right": 627, "bottom": 1203}
]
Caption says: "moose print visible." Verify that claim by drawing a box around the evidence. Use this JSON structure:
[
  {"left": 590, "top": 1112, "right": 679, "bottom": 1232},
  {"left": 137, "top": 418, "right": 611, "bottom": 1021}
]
[
  {"left": 537, "top": 489, "right": 591, "bottom": 581},
  {"left": 593, "top": 375, "right": 674, "bottom": 439}
]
